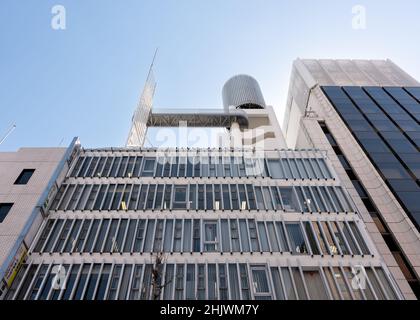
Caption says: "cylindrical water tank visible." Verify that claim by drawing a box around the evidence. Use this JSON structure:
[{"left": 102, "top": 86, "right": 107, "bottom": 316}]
[{"left": 222, "top": 74, "right": 266, "bottom": 110}]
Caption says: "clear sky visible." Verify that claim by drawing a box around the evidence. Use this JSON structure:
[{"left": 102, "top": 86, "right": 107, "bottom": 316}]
[{"left": 1, "top": 0, "right": 419, "bottom": 150}]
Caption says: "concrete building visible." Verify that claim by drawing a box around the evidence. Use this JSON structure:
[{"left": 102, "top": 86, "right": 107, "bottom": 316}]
[
  {"left": 1, "top": 74, "right": 405, "bottom": 300},
  {"left": 283, "top": 59, "right": 420, "bottom": 299},
  {"left": 0, "top": 140, "right": 79, "bottom": 297}
]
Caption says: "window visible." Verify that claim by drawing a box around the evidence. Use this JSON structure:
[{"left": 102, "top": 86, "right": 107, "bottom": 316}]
[
  {"left": 267, "top": 159, "right": 284, "bottom": 179},
  {"left": 279, "top": 187, "right": 299, "bottom": 211},
  {"left": 281, "top": 268, "right": 296, "bottom": 300},
  {"left": 286, "top": 223, "right": 307, "bottom": 254},
  {"left": 303, "top": 270, "right": 328, "bottom": 300},
  {"left": 14, "top": 169, "right": 35, "bottom": 185},
  {"left": 251, "top": 266, "right": 272, "bottom": 300},
  {"left": 141, "top": 158, "right": 155, "bottom": 177},
  {"left": 203, "top": 221, "right": 218, "bottom": 252},
  {"left": 173, "top": 185, "right": 187, "bottom": 209},
  {"left": 0, "top": 203, "right": 13, "bottom": 223}
]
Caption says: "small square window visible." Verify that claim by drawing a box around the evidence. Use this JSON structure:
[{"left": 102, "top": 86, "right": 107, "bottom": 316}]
[
  {"left": 0, "top": 203, "right": 13, "bottom": 223},
  {"left": 14, "top": 169, "right": 35, "bottom": 185}
]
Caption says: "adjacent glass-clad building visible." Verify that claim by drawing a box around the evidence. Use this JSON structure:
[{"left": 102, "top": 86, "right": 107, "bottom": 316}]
[{"left": 283, "top": 59, "right": 420, "bottom": 299}]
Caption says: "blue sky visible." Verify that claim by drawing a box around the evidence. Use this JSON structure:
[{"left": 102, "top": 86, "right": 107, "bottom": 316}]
[{"left": 1, "top": 0, "right": 419, "bottom": 150}]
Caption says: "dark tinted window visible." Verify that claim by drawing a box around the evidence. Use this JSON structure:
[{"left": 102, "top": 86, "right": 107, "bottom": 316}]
[
  {"left": 0, "top": 203, "right": 13, "bottom": 223},
  {"left": 14, "top": 169, "right": 35, "bottom": 185}
]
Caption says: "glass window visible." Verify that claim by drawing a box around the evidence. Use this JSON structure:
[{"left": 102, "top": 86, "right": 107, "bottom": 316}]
[
  {"left": 183, "top": 219, "right": 192, "bottom": 252},
  {"left": 267, "top": 159, "right": 284, "bottom": 179},
  {"left": 103, "top": 219, "right": 119, "bottom": 252},
  {"left": 83, "top": 219, "right": 100, "bottom": 253},
  {"left": 255, "top": 187, "right": 265, "bottom": 210},
  {"left": 140, "top": 265, "right": 152, "bottom": 300},
  {"left": 219, "top": 264, "right": 228, "bottom": 300},
  {"left": 123, "top": 219, "right": 137, "bottom": 252},
  {"left": 110, "top": 184, "right": 124, "bottom": 210},
  {"left": 266, "top": 222, "right": 279, "bottom": 252},
  {"left": 239, "top": 219, "right": 250, "bottom": 252},
  {"left": 208, "top": 264, "right": 217, "bottom": 299},
  {"left": 173, "top": 220, "right": 182, "bottom": 252},
  {"left": 64, "top": 220, "right": 82, "bottom": 252},
  {"left": 109, "top": 157, "right": 121, "bottom": 178},
  {"left": 163, "top": 220, "right": 173, "bottom": 252},
  {"left": 132, "top": 220, "right": 146, "bottom": 252},
  {"left": 137, "top": 185, "right": 148, "bottom": 210},
  {"left": 205, "top": 184, "right": 213, "bottom": 210},
  {"left": 142, "top": 220, "right": 155, "bottom": 252},
  {"left": 230, "top": 184, "right": 240, "bottom": 210},
  {"left": 101, "top": 157, "right": 113, "bottom": 177},
  {"left": 129, "top": 265, "right": 143, "bottom": 300},
  {"left": 73, "top": 264, "right": 91, "bottom": 300},
  {"left": 279, "top": 187, "right": 299, "bottom": 212},
  {"left": 292, "top": 267, "right": 307, "bottom": 300},
  {"left": 281, "top": 268, "right": 296, "bottom": 300},
  {"left": 74, "top": 220, "right": 90, "bottom": 252},
  {"left": 238, "top": 185, "right": 248, "bottom": 210},
  {"left": 189, "top": 184, "right": 196, "bottom": 210},
  {"left": 84, "top": 264, "right": 101, "bottom": 300},
  {"left": 275, "top": 222, "right": 289, "bottom": 252},
  {"left": 246, "top": 185, "right": 256, "bottom": 210},
  {"left": 251, "top": 266, "right": 271, "bottom": 299},
  {"left": 197, "top": 264, "right": 206, "bottom": 299},
  {"left": 192, "top": 220, "right": 200, "bottom": 252},
  {"left": 348, "top": 222, "right": 370, "bottom": 255},
  {"left": 128, "top": 185, "right": 140, "bottom": 210},
  {"left": 286, "top": 223, "right": 308, "bottom": 254},
  {"left": 70, "top": 157, "right": 84, "bottom": 177},
  {"left": 248, "top": 220, "right": 260, "bottom": 252},
  {"left": 304, "top": 222, "right": 320, "bottom": 255},
  {"left": 78, "top": 157, "right": 92, "bottom": 177},
  {"left": 375, "top": 268, "right": 398, "bottom": 299},
  {"left": 230, "top": 219, "right": 240, "bottom": 251},
  {"left": 214, "top": 184, "right": 221, "bottom": 210},
  {"left": 270, "top": 267, "right": 285, "bottom": 300},
  {"left": 271, "top": 186, "right": 282, "bottom": 210},
  {"left": 186, "top": 264, "right": 195, "bottom": 300},
  {"left": 203, "top": 221, "right": 218, "bottom": 252},
  {"left": 239, "top": 264, "right": 250, "bottom": 299},
  {"left": 14, "top": 169, "right": 35, "bottom": 185},
  {"left": 173, "top": 185, "right": 187, "bottom": 209},
  {"left": 125, "top": 156, "right": 136, "bottom": 177},
  {"left": 303, "top": 270, "right": 328, "bottom": 300},
  {"left": 333, "top": 267, "right": 351, "bottom": 299},
  {"left": 229, "top": 264, "right": 240, "bottom": 299},
  {"left": 163, "top": 265, "right": 174, "bottom": 300},
  {"left": 76, "top": 185, "right": 92, "bottom": 210},
  {"left": 221, "top": 219, "right": 230, "bottom": 252},
  {"left": 330, "top": 222, "right": 349, "bottom": 255},
  {"left": 153, "top": 219, "right": 164, "bottom": 252},
  {"left": 54, "top": 220, "right": 73, "bottom": 252},
  {"left": 101, "top": 184, "right": 116, "bottom": 211},
  {"left": 146, "top": 184, "right": 156, "bottom": 210},
  {"left": 163, "top": 185, "right": 172, "bottom": 210},
  {"left": 295, "top": 187, "right": 309, "bottom": 212},
  {"left": 174, "top": 264, "right": 184, "bottom": 300},
  {"left": 197, "top": 184, "right": 205, "bottom": 210},
  {"left": 141, "top": 158, "right": 155, "bottom": 177},
  {"left": 43, "top": 220, "right": 63, "bottom": 252},
  {"left": 222, "top": 185, "right": 231, "bottom": 210},
  {"left": 61, "top": 264, "right": 81, "bottom": 300},
  {"left": 257, "top": 222, "right": 270, "bottom": 252}
]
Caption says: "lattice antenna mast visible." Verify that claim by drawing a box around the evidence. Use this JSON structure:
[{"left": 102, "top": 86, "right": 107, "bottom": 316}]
[{"left": 126, "top": 49, "right": 158, "bottom": 147}]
